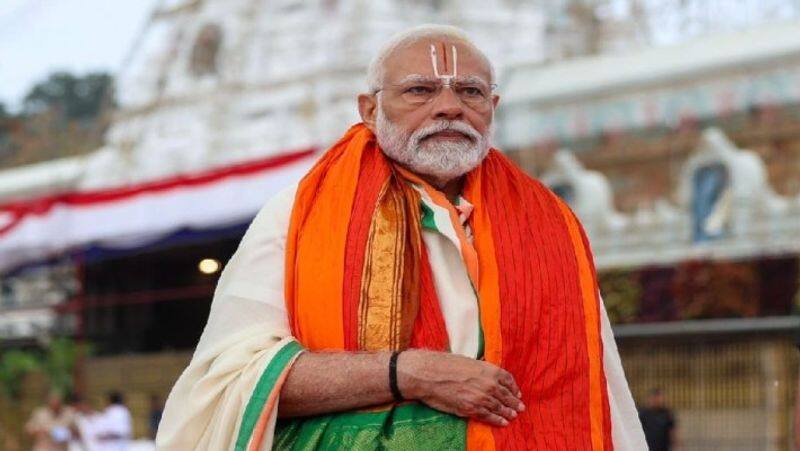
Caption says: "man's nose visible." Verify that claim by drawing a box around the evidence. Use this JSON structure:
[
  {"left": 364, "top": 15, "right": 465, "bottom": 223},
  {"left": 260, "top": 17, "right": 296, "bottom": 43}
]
[{"left": 430, "top": 86, "right": 464, "bottom": 120}]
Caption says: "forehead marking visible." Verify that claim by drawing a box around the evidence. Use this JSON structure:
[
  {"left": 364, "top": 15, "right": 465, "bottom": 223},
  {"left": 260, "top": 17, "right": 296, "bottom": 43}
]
[{"left": 430, "top": 43, "right": 458, "bottom": 83}]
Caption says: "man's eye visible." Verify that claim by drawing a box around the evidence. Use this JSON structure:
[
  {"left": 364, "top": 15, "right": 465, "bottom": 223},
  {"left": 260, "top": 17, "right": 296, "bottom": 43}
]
[
  {"left": 406, "top": 86, "right": 434, "bottom": 95},
  {"left": 460, "top": 86, "right": 485, "bottom": 98}
]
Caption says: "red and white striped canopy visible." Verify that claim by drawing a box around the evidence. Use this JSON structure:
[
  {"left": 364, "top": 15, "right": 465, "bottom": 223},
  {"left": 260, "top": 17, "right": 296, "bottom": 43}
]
[{"left": 0, "top": 150, "right": 318, "bottom": 273}]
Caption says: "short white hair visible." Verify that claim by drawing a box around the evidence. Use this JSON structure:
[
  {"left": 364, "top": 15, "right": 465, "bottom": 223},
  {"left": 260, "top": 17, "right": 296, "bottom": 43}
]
[{"left": 366, "top": 24, "right": 495, "bottom": 93}]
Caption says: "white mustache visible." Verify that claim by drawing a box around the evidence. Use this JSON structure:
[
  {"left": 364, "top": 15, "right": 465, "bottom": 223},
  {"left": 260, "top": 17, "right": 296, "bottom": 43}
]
[{"left": 412, "top": 121, "right": 482, "bottom": 144}]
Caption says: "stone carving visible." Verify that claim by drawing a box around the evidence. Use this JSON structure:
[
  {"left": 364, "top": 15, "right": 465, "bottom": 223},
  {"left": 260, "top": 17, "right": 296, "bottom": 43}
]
[
  {"left": 541, "top": 150, "right": 628, "bottom": 233},
  {"left": 542, "top": 128, "right": 798, "bottom": 269},
  {"left": 189, "top": 23, "right": 223, "bottom": 77},
  {"left": 677, "top": 127, "right": 789, "bottom": 241}
]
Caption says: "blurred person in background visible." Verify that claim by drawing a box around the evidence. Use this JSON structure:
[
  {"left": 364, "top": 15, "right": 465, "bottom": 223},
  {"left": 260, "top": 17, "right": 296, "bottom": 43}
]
[
  {"left": 95, "top": 391, "right": 132, "bottom": 451},
  {"left": 25, "top": 390, "right": 76, "bottom": 451},
  {"left": 147, "top": 394, "right": 163, "bottom": 440},
  {"left": 68, "top": 393, "right": 102, "bottom": 451},
  {"left": 638, "top": 388, "right": 677, "bottom": 451},
  {"left": 158, "top": 24, "right": 646, "bottom": 450}
]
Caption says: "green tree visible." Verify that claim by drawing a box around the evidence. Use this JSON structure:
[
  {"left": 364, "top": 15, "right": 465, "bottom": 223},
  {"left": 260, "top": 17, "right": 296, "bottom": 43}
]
[
  {"left": 40, "top": 337, "right": 88, "bottom": 396},
  {"left": 2, "top": 72, "right": 114, "bottom": 167},
  {"left": 0, "top": 350, "right": 40, "bottom": 400},
  {"left": 22, "top": 71, "right": 114, "bottom": 123}
]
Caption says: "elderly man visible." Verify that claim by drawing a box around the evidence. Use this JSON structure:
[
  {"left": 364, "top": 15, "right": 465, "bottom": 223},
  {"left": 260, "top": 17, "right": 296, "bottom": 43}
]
[{"left": 157, "top": 25, "right": 646, "bottom": 450}]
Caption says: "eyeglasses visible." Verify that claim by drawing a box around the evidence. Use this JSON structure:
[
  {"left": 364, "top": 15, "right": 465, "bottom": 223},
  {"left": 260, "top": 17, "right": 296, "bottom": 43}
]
[{"left": 374, "top": 77, "right": 497, "bottom": 112}]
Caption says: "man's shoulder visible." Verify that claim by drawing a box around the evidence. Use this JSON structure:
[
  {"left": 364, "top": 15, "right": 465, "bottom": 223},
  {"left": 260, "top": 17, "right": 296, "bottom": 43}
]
[
  {"left": 248, "top": 183, "right": 298, "bottom": 234},
  {"left": 274, "top": 183, "right": 299, "bottom": 205},
  {"left": 262, "top": 183, "right": 298, "bottom": 214}
]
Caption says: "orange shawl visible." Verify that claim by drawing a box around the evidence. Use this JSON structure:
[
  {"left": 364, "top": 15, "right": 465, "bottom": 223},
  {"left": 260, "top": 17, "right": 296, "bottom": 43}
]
[{"left": 285, "top": 124, "right": 613, "bottom": 450}]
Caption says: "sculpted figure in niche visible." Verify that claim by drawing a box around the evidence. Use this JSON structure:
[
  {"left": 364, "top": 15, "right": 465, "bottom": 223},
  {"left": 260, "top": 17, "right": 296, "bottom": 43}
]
[{"left": 189, "top": 23, "right": 222, "bottom": 77}]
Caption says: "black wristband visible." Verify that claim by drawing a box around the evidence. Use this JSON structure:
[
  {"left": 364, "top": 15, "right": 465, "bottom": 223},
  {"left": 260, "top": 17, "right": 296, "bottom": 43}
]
[{"left": 389, "top": 351, "right": 404, "bottom": 402}]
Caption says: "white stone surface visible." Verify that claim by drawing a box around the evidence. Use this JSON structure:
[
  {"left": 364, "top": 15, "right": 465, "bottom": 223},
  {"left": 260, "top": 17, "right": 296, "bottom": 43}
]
[{"left": 96, "top": 0, "right": 546, "bottom": 190}]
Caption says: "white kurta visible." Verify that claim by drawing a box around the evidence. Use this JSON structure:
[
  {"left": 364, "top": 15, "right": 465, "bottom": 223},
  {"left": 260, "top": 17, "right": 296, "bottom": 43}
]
[
  {"left": 96, "top": 405, "right": 132, "bottom": 451},
  {"left": 157, "top": 183, "right": 647, "bottom": 450}
]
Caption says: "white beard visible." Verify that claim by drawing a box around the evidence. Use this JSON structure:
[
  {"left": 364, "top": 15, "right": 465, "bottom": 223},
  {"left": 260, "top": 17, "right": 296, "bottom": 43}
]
[{"left": 375, "top": 106, "right": 492, "bottom": 186}]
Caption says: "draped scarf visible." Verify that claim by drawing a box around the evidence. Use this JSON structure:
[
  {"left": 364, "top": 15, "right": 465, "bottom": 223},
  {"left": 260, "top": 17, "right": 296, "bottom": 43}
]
[{"left": 285, "top": 123, "right": 614, "bottom": 450}]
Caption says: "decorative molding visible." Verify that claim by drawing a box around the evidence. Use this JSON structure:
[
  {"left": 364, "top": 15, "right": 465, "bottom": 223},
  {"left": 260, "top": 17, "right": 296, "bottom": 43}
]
[{"left": 543, "top": 128, "right": 800, "bottom": 269}]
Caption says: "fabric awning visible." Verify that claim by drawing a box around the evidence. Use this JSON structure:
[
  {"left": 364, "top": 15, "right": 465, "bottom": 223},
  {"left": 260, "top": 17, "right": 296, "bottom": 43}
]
[{"left": 0, "top": 149, "right": 318, "bottom": 273}]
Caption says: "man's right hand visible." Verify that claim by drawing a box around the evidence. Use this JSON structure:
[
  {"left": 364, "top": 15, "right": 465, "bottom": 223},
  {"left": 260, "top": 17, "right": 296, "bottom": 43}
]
[{"left": 397, "top": 349, "right": 526, "bottom": 427}]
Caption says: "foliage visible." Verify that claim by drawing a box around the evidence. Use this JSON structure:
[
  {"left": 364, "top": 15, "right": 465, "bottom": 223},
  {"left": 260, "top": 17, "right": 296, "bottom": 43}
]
[
  {"left": 0, "top": 71, "right": 114, "bottom": 168},
  {"left": 40, "top": 337, "right": 88, "bottom": 396},
  {"left": 598, "top": 270, "right": 641, "bottom": 324},
  {"left": 673, "top": 260, "right": 759, "bottom": 319},
  {"left": 22, "top": 72, "right": 114, "bottom": 122},
  {"left": 0, "top": 338, "right": 90, "bottom": 401},
  {"left": 0, "top": 350, "right": 40, "bottom": 400}
]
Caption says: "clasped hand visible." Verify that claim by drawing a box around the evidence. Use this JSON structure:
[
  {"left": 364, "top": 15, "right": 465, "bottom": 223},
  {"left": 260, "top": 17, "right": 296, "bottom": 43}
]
[{"left": 397, "top": 349, "right": 526, "bottom": 427}]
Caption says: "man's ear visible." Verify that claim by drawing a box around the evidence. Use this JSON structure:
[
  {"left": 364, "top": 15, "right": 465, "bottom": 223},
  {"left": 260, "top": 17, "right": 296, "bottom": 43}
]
[
  {"left": 358, "top": 93, "right": 378, "bottom": 134},
  {"left": 492, "top": 94, "right": 500, "bottom": 109}
]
